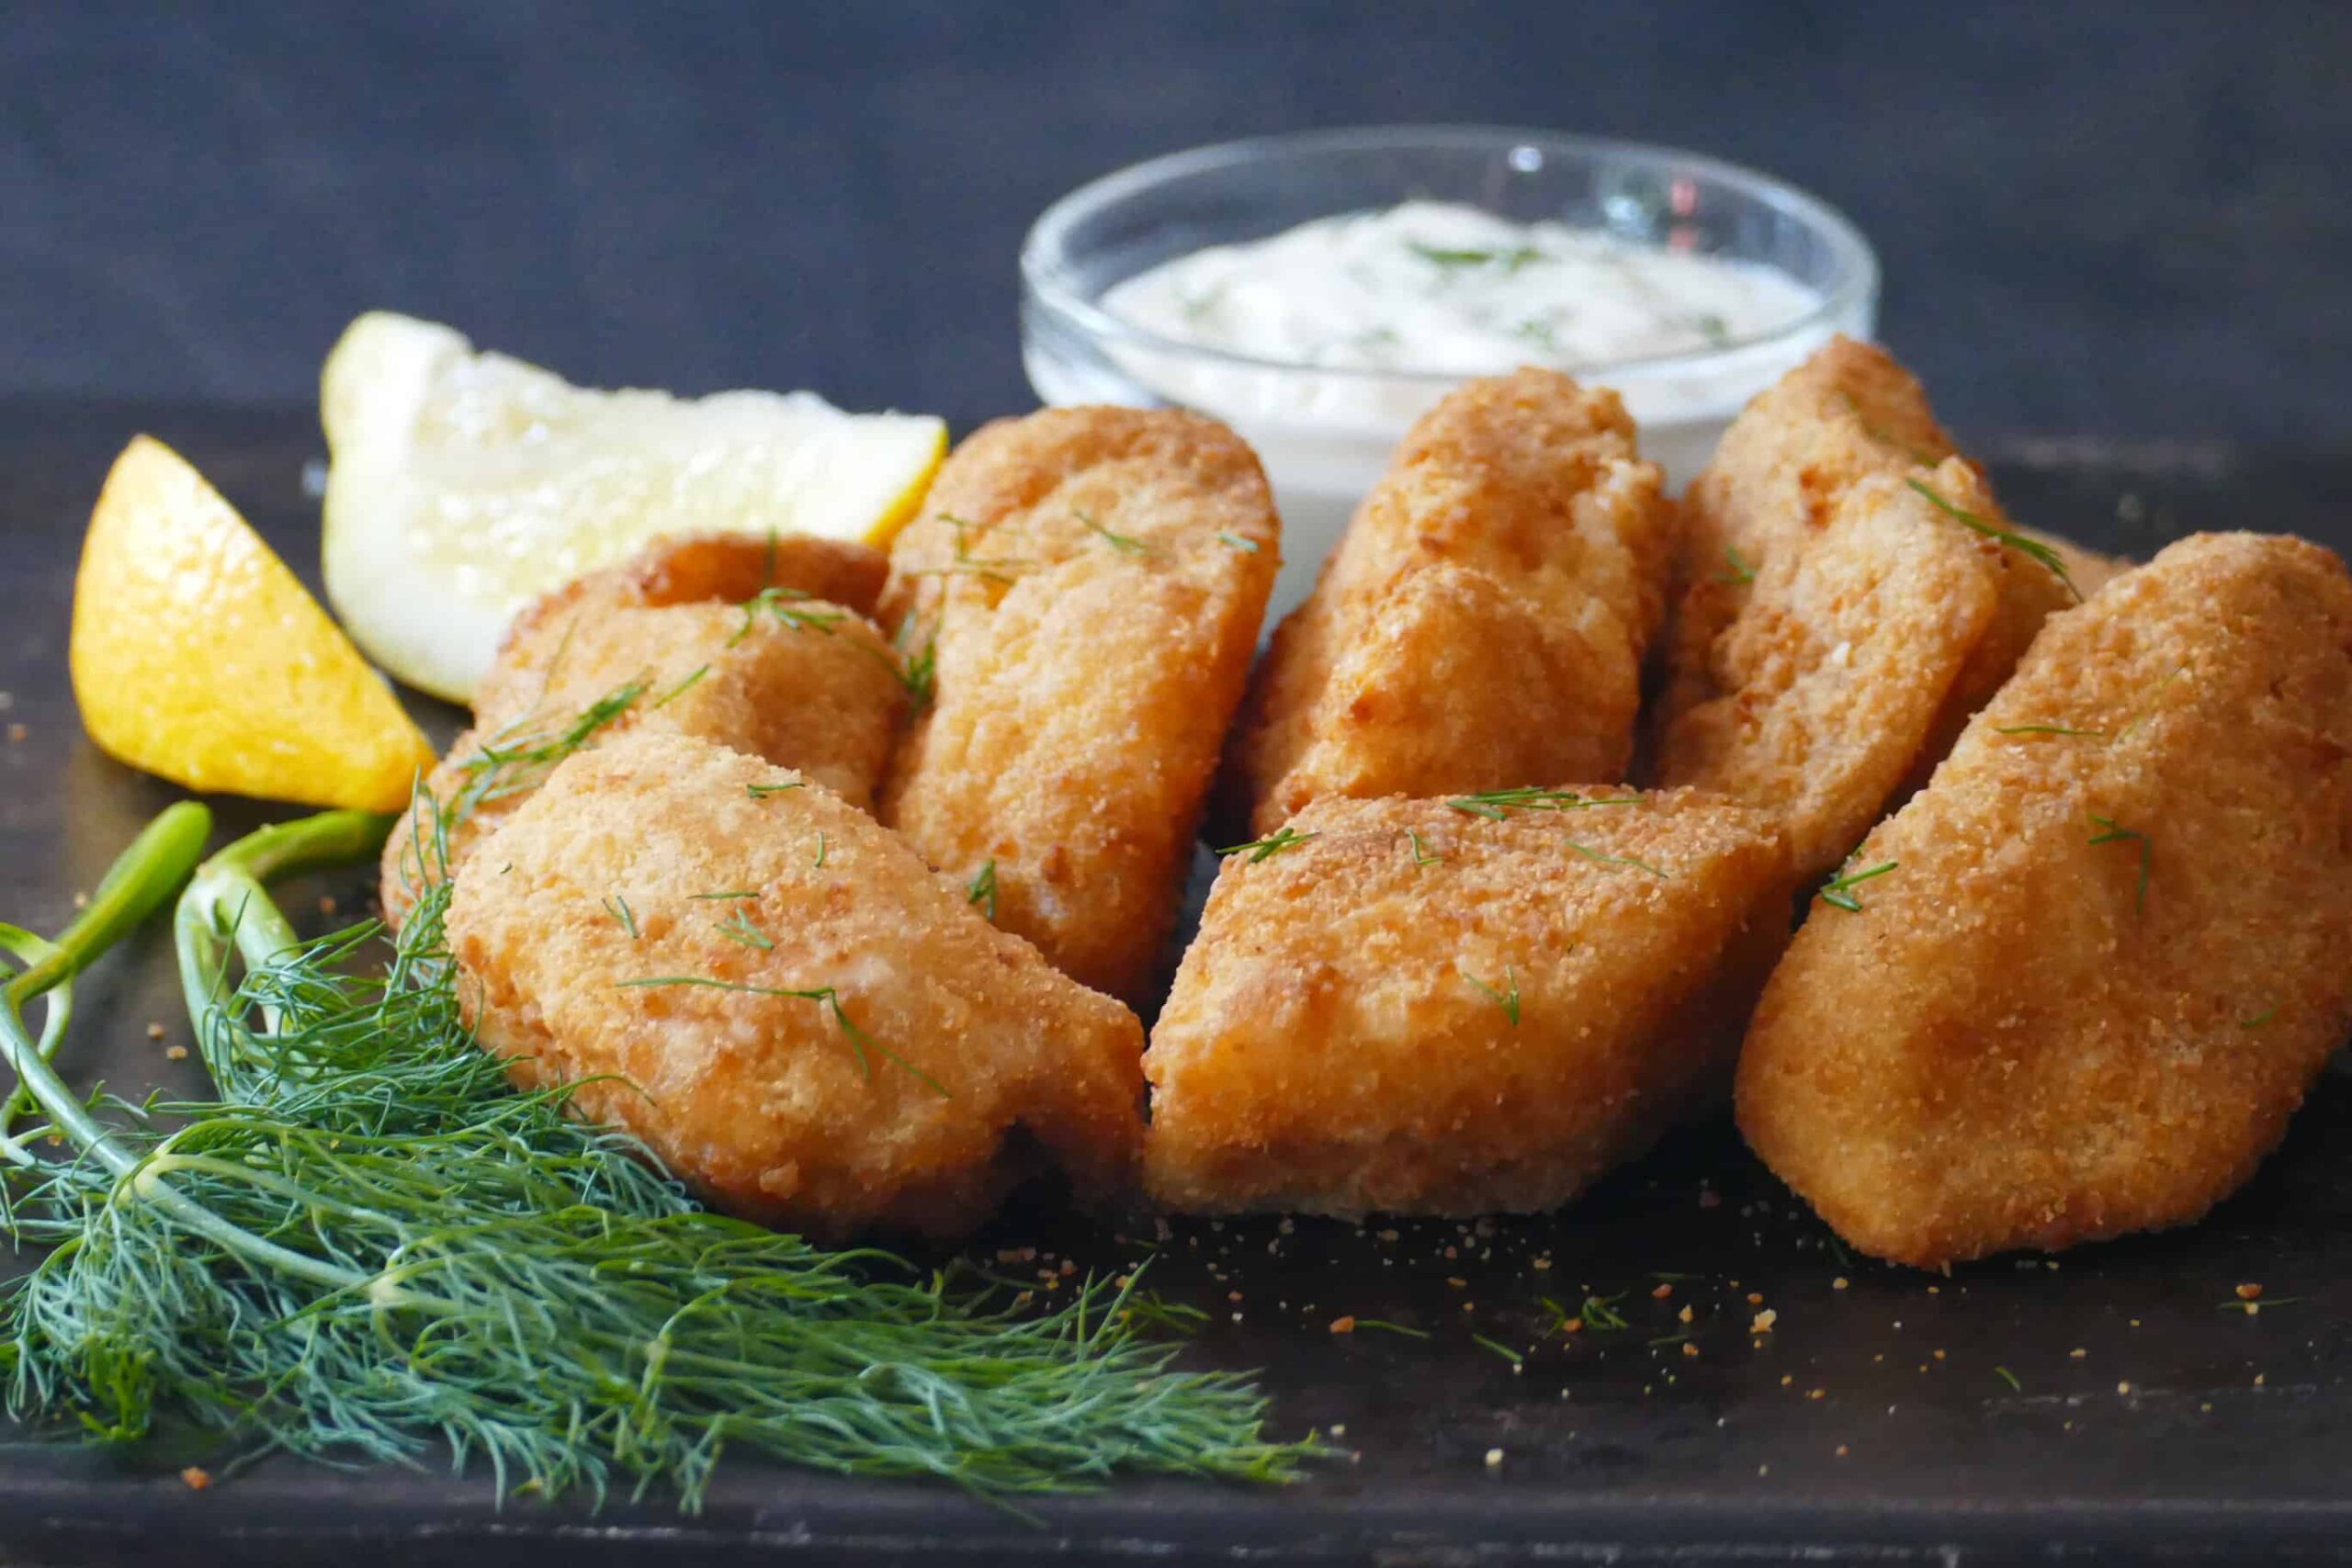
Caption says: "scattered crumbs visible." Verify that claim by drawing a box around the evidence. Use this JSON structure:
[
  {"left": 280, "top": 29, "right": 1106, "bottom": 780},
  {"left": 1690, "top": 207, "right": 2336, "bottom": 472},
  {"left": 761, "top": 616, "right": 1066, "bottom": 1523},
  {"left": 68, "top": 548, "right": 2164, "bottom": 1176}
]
[
  {"left": 1447, "top": 1277, "right": 1468, "bottom": 1290},
  {"left": 2256, "top": 1373, "right": 2267, "bottom": 1387},
  {"left": 2070, "top": 1348, "right": 2087, "bottom": 1359},
  {"left": 72, "top": 891, "right": 88, "bottom": 909},
  {"left": 1278, "top": 1218, "right": 1295, "bottom": 1235},
  {"left": 1832, "top": 1277, "right": 1850, "bottom": 1291},
  {"left": 1807, "top": 1388, "right": 1826, "bottom": 1401},
  {"left": 1781, "top": 1374, "right": 1794, "bottom": 1387},
  {"left": 319, "top": 895, "right": 339, "bottom": 916},
  {"left": 1933, "top": 1349, "right": 1946, "bottom": 1360},
  {"left": 180, "top": 1466, "right": 211, "bottom": 1492},
  {"left": 1330, "top": 1423, "right": 1347, "bottom": 1438},
  {"left": 1746, "top": 1292, "right": 1764, "bottom": 1306},
  {"left": 1443, "top": 1245, "right": 1459, "bottom": 1260},
  {"left": 1058, "top": 1259, "right": 1076, "bottom": 1278},
  {"left": 5, "top": 722, "right": 26, "bottom": 743},
  {"left": 1836, "top": 1445, "right": 1849, "bottom": 1458},
  {"left": 1377, "top": 1228, "right": 1399, "bottom": 1242},
  {"left": 1230, "top": 1313, "right": 1242, "bottom": 1324},
  {"left": 1678, "top": 1304, "right": 1694, "bottom": 1325},
  {"left": 1485, "top": 1448, "right": 1504, "bottom": 1470},
  {"left": 1227, "top": 1291, "right": 1242, "bottom": 1303},
  {"left": 1680, "top": 1342, "right": 1699, "bottom": 1359},
  {"left": 1532, "top": 1258, "right": 1553, "bottom": 1270},
  {"left": 2235, "top": 1282, "right": 2263, "bottom": 1302},
  {"left": 1154, "top": 1218, "right": 1173, "bottom": 1242},
  {"left": 0, "top": 692, "right": 11, "bottom": 709},
  {"left": 2199, "top": 1403, "right": 2212, "bottom": 1414},
  {"left": 145, "top": 1021, "right": 165, "bottom": 1040},
  {"left": 1329, "top": 1315, "right": 1357, "bottom": 1335},
  {"left": 1927, "top": 1285, "right": 1940, "bottom": 1294},
  {"left": 1651, "top": 1283, "right": 1674, "bottom": 1300},
  {"left": 2130, "top": 1318, "right": 2142, "bottom": 1328},
  {"left": 1751, "top": 1308, "right": 1778, "bottom": 1334},
  {"left": 165, "top": 1045, "right": 189, "bottom": 1061},
  {"left": 1758, "top": 1464, "right": 1770, "bottom": 1477},
  {"left": 2117, "top": 1381, "right": 2133, "bottom": 1395}
]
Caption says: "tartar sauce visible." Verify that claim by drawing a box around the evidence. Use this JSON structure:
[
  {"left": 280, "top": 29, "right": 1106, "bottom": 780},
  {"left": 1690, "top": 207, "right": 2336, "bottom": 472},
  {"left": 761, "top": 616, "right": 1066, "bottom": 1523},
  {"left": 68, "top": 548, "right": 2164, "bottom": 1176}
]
[{"left": 1104, "top": 201, "right": 1819, "bottom": 377}]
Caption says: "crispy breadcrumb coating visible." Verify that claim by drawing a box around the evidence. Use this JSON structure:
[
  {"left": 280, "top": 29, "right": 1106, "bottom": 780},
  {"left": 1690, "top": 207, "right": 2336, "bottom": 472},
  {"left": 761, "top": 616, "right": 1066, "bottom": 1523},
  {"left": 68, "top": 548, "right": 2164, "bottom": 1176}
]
[
  {"left": 1224, "top": 369, "right": 1673, "bottom": 838},
  {"left": 1738, "top": 533, "right": 2352, "bottom": 1268},
  {"left": 877, "top": 406, "right": 1279, "bottom": 1007},
  {"left": 1144, "top": 789, "right": 1791, "bottom": 1217},
  {"left": 382, "top": 533, "right": 901, "bottom": 928},
  {"left": 447, "top": 730, "right": 1146, "bottom": 1238}
]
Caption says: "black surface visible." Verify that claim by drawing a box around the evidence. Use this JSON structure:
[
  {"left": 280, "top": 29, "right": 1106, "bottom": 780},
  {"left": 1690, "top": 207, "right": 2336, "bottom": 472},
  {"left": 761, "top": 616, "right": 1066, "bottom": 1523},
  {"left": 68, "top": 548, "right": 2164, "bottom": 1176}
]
[
  {"left": 6, "top": 409, "right": 2352, "bottom": 1567},
  {"left": 6, "top": 2, "right": 2351, "bottom": 443}
]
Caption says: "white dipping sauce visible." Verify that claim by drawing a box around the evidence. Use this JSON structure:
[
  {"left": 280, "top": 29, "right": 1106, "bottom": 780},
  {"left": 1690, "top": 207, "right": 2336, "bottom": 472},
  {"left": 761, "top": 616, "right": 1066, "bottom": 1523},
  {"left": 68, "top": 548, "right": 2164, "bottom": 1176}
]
[{"left": 1070, "top": 202, "right": 1849, "bottom": 619}]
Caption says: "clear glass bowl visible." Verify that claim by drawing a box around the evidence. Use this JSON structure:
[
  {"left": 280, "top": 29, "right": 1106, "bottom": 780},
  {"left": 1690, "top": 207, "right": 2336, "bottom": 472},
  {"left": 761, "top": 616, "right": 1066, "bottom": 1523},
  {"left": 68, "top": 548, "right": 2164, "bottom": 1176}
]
[{"left": 1022, "top": 125, "right": 1879, "bottom": 615}]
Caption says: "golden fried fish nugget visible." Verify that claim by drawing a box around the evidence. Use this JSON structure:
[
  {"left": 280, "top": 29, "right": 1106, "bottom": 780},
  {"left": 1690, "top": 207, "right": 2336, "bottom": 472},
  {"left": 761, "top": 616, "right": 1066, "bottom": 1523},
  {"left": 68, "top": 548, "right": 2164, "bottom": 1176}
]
[
  {"left": 382, "top": 538, "right": 903, "bottom": 927},
  {"left": 1144, "top": 789, "right": 1790, "bottom": 1217},
  {"left": 877, "top": 407, "right": 1279, "bottom": 1006},
  {"left": 1224, "top": 369, "right": 1673, "bottom": 838},
  {"left": 1738, "top": 533, "right": 2352, "bottom": 1268},
  {"left": 448, "top": 730, "right": 1146, "bottom": 1239}
]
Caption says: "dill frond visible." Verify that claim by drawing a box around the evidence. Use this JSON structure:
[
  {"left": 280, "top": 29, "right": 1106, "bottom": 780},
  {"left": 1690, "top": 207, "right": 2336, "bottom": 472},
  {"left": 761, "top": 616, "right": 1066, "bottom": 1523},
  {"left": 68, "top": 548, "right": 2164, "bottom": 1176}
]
[
  {"left": 1216, "top": 827, "right": 1317, "bottom": 864},
  {"left": 1461, "top": 964, "right": 1520, "bottom": 1026},
  {"left": 1565, "top": 840, "right": 1669, "bottom": 878},
  {"left": 1407, "top": 829, "right": 1442, "bottom": 865},
  {"left": 1718, "top": 545, "right": 1756, "bottom": 586},
  {"left": 1817, "top": 858, "right": 1897, "bottom": 913},
  {"left": 2087, "top": 813, "right": 2152, "bottom": 913},
  {"left": 1075, "top": 508, "right": 1155, "bottom": 557},
  {"left": 966, "top": 860, "right": 998, "bottom": 921},
  {"left": 1444, "top": 787, "right": 1639, "bottom": 820},
  {"left": 1905, "top": 479, "right": 2080, "bottom": 601}
]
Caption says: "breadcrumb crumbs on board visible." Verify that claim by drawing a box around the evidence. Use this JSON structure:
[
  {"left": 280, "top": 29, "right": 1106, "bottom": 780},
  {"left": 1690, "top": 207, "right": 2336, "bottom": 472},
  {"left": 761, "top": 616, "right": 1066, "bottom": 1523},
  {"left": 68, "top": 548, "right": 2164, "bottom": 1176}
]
[
  {"left": 6, "top": 723, "right": 26, "bottom": 743},
  {"left": 1485, "top": 1448, "right": 1504, "bottom": 1469},
  {"left": 1833, "top": 1277, "right": 1850, "bottom": 1290},
  {"left": 164, "top": 1045, "right": 187, "bottom": 1061},
  {"left": 180, "top": 1467, "right": 210, "bottom": 1491},
  {"left": 2236, "top": 1282, "right": 2264, "bottom": 1301},
  {"left": 1329, "top": 1316, "right": 1356, "bottom": 1334},
  {"left": 1652, "top": 1283, "right": 1674, "bottom": 1300},
  {"left": 144, "top": 1021, "right": 164, "bottom": 1040},
  {"left": 1752, "top": 1308, "right": 1778, "bottom": 1333}
]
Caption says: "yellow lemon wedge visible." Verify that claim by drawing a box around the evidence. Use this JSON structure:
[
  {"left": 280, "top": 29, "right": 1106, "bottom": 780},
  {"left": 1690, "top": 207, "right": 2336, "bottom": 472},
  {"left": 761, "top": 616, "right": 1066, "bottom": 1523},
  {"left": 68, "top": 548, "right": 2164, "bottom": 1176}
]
[
  {"left": 320, "top": 310, "right": 948, "bottom": 704},
  {"left": 70, "top": 435, "right": 435, "bottom": 812}
]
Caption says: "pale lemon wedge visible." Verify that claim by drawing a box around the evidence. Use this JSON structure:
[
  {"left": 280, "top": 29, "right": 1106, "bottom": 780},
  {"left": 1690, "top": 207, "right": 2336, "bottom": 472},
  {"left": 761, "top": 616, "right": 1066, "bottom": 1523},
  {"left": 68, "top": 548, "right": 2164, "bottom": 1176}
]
[
  {"left": 320, "top": 311, "right": 946, "bottom": 704},
  {"left": 71, "top": 436, "right": 435, "bottom": 811}
]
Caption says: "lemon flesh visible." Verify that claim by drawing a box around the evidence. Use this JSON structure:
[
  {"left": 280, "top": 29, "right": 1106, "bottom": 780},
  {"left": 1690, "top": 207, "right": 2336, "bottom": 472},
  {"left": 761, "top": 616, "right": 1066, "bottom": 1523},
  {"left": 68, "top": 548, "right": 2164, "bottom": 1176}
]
[
  {"left": 320, "top": 311, "right": 946, "bottom": 705},
  {"left": 71, "top": 435, "right": 435, "bottom": 812}
]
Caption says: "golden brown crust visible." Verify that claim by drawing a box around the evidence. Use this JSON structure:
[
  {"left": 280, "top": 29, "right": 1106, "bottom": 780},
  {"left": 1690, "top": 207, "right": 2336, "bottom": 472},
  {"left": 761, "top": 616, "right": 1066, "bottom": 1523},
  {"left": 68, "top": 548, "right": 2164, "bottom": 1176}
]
[
  {"left": 1224, "top": 369, "right": 1673, "bottom": 838},
  {"left": 1143, "top": 789, "right": 1792, "bottom": 1217},
  {"left": 876, "top": 406, "right": 1280, "bottom": 1007},
  {"left": 497, "top": 530, "right": 888, "bottom": 659},
  {"left": 447, "top": 730, "right": 1147, "bottom": 1239},
  {"left": 381, "top": 585, "right": 903, "bottom": 930},
  {"left": 1737, "top": 533, "right": 2352, "bottom": 1268}
]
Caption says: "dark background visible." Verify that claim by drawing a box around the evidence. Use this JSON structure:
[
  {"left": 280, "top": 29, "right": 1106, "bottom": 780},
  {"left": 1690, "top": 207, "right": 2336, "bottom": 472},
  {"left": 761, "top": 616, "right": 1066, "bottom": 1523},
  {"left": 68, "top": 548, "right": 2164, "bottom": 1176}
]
[{"left": 5, "top": 0, "right": 2347, "bottom": 443}]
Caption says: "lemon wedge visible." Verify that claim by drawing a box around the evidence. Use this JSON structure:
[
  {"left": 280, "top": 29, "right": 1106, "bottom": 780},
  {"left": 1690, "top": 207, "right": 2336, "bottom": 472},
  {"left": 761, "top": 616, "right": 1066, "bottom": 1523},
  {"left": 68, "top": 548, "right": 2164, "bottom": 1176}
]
[
  {"left": 71, "top": 436, "right": 435, "bottom": 811},
  {"left": 320, "top": 310, "right": 946, "bottom": 704}
]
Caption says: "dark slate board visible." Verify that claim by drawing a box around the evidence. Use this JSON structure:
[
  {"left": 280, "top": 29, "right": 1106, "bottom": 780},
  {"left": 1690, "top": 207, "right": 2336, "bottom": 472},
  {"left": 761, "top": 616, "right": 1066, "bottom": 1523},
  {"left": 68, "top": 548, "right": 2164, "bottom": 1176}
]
[{"left": 4, "top": 406, "right": 2352, "bottom": 1566}]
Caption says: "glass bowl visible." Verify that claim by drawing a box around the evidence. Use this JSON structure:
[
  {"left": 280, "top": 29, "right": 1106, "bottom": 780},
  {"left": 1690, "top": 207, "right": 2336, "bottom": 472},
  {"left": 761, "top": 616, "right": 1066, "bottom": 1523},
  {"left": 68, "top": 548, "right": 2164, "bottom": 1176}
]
[{"left": 1021, "top": 125, "right": 1879, "bottom": 615}]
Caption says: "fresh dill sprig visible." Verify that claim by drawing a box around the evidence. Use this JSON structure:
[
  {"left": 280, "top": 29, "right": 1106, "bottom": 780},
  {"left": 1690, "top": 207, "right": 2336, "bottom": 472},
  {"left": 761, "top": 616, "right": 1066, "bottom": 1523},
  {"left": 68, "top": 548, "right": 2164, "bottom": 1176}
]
[
  {"left": 1217, "top": 827, "right": 1317, "bottom": 864},
  {"left": 747, "top": 780, "right": 804, "bottom": 798},
  {"left": 1565, "top": 840, "right": 1669, "bottom": 879},
  {"left": 1995, "top": 1366, "right": 2022, "bottom": 1392},
  {"left": 1076, "top": 508, "right": 1156, "bottom": 557},
  {"left": 602, "top": 894, "right": 639, "bottom": 939},
  {"left": 2087, "top": 813, "right": 2152, "bottom": 913},
  {"left": 966, "top": 860, "right": 998, "bottom": 921},
  {"left": 899, "top": 634, "right": 939, "bottom": 711},
  {"left": 715, "top": 908, "right": 773, "bottom": 950},
  {"left": 1905, "top": 478, "right": 2081, "bottom": 601},
  {"left": 1216, "top": 531, "right": 1261, "bottom": 553},
  {"left": 1818, "top": 858, "right": 1897, "bottom": 913},
  {"left": 1410, "top": 243, "right": 1546, "bottom": 273},
  {"left": 1444, "top": 786, "right": 1638, "bottom": 820},
  {"left": 1471, "top": 1333, "right": 1523, "bottom": 1366},
  {"left": 1462, "top": 964, "right": 1520, "bottom": 1026},
  {"left": 650, "top": 664, "right": 709, "bottom": 709},
  {"left": 613, "top": 976, "right": 944, "bottom": 1095},
  {"left": 688, "top": 889, "right": 758, "bottom": 901},
  {"left": 1118, "top": 1291, "right": 1209, "bottom": 1338},
  {"left": 1681, "top": 310, "right": 1732, "bottom": 348},
  {"left": 1408, "top": 829, "right": 1442, "bottom": 865},
  {"left": 1718, "top": 545, "right": 1757, "bottom": 586},
  {"left": 729, "top": 585, "right": 845, "bottom": 645},
  {"left": 1995, "top": 723, "right": 2107, "bottom": 739},
  {"left": 1348, "top": 1319, "right": 1430, "bottom": 1340},
  {"left": 1577, "top": 1292, "right": 1630, "bottom": 1332}
]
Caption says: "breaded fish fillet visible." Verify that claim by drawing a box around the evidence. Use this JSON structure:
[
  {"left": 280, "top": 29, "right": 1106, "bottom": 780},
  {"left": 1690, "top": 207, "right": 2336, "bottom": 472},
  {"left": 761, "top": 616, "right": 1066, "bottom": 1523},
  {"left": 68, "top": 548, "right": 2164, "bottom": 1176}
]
[
  {"left": 1655, "top": 344, "right": 2084, "bottom": 878},
  {"left": 1223, "top": 369, "right": 1673, "bottom": 838},
  {"left": 447, "top": 729, "right": 1147, "bottom": 1238},
  {"left": 382, "top": 533, "right": 903, "bottom": 926},
  {"left": 877, "top": 407, "right": 1280, "bottom": 1006},
  {"left": 1738, "top": 533, "right": 2352, "bottom": 1268},
  {"left": 1144, "top": 789, "right": 1791, "bottom": 1217}
]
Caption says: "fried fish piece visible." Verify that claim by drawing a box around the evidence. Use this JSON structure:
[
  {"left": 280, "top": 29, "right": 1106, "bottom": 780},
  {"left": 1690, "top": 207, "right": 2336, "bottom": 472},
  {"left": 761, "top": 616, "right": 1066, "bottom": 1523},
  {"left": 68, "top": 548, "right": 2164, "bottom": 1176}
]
[
  {"left": 877, "top": 406, "right": 1280, "bottom": 1006},
  {"left": 382, "top": 533, "right": 902, "bottom": 927},
  {"left": 1143, "top": 789, "right": 1791, "bottom": 1217},
  {"left": 1655, "top": 341, "right": 2083, "bottom": 878},
  {"left": 1223, "top": 369, "right": 1673, "bottom": 838},
  {"left": 447, "top": 729, "right": 1147, "bottom": 1238},
  {"left": 1738, "top": 533, "right": 2352, "bottom": 1268}
]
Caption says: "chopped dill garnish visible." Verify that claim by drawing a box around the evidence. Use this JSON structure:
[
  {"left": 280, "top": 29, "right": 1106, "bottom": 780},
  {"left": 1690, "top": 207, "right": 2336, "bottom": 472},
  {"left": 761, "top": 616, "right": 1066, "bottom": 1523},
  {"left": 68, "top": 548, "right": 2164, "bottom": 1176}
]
[
  {"left": 2239, "top": 1006, "right": 2279, "bottom": 1029},
  {"left": 811, "top": 831, "right": 829, "bottom": 869},
  {"left": 1117, "top": 1291, "right": 1208, "bottom": 1337},
  {"left": 2115, "top": 664, "right": 2190, "bottom": 742},
  {"left": 1445, "top": 786, "right": 1638, "bottom": 820},
  {"left": 1462, "top": 964, "right": 1520, "bottom": 1026},
  {"left": 1905, "top": 479, "right": 2081, "bottom": 601},
  {"left": 1566, "top": 840, "right": 1669, "bottom": 879},
  {"left": 1577, "top": 1292, "right": 1631, "bottom": 1332},
  {"left": 688, "top": 889, "right": 759, "bottom": 901},
  {"left": 1410, "top": 243, "right": 1546, "bottom": 273},
  {"left": 1077, "top": 508, "right": 1156, "bottom": 556},
  {"left": 729, "top": 585, "right": 844, "bottom": 645},
  {"left": 1471, "top": 1333, "right": 1523, "bottom": 1366},
  {"left": 650, "top": 664, "right": 709, "bottom": 709},
  {"left": 899, "top": 635, "right": 939, "bottom": 711},
  {"left": 1995, "top": 723, "right": 2107, "bottom": 739},
  {"left": 1408, "top": 829, "right": 1442, "bottom": 865},
  {"left": 442, "top": 679, "right": 646, "bottom": 836},
  {"left": 1682, "top": 310, "right": 1732, "bottom": 348},
  {"left": 1818, "top": 858, "right": 1897, "bottom": 913},
  {"left": 2087, "top": 813, "right": 2152, "bottom": 913},
  {"left": 1350, "top": 1319, "right": 1430, "bottom": 1340},
  {"left": 614, "top": 977, "right": 945, "bottom": 1095},
  {"left": 1718, "top": 545, "right": 1757, "bottom": 586},
  {"left": 715, "top": 908, "right": 773, "bottom": 951},
  {"left": 601, "top": 894, "right": 639, "bottom": 940},
  {"left": 747, "top": 780, "right": 804, "bottom": 798},
  {"left": 2218, "top": 1296, "right": 2302, "bottom": 1312},
  {"left": 1995, "top": 1366, "right": 2022, "bottom": 1392},
  {"left": 965, "top": 860, "right": 998, "bottom": 920},
  {"left": 1217, "top": 827, "right": 1318, "bottom": 863},
  {"left": 1216, "top": 531, "right": 1261, "bottom": 553},
  {"left": 1646, "top": 1331, "right": 1691, "bottom": 1348}
]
